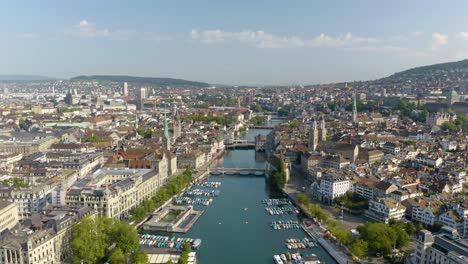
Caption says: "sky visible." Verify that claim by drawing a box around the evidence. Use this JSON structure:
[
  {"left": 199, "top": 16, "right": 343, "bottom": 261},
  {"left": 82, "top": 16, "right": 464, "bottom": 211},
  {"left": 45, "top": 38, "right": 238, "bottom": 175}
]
[{"left": 1, "top": 0, "right": 468, "bottom": 85}]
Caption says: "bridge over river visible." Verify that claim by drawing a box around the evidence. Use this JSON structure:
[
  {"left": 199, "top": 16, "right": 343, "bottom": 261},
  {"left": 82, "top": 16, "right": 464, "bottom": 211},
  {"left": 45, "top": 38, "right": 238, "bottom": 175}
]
[{"left": 209, "top": 167, "right": 266, "bottom": 176}]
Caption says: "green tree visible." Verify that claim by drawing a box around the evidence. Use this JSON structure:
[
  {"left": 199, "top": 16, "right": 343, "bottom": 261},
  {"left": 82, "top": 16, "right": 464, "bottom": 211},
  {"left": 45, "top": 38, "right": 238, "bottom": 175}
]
[
  {"left": 166, "top": 261, "right": 174, "bottom": 264},
  {"left": 416, "top": 222, "right": 424, "bottom": 232},
  {"left": 71, "top": 217, "right": 108, "bottom": 264},
  {"left": 177, "top": 243, "right": 192, "bottom": 264},
  {"left": 297, "top": 193, "right": 310, "bottom": 207},
  {"left": 109, "top": 247, "right": 125, "bottom": 264},
  {"left": 405, "top": 221, "right": 416, "bottom": 236},
  {"left": 108, "top": 221, "right": 139, "bottom": 255},
  {"left": 432, "top": 221, "right": 443, "bottom": 232},
  {"left": 440, "top": 121, "right": 457, "bottom": 131},
  {"left": 132, "top": 250, "right": 149, "bottom": 264},
  {"left": 357, "top": 223, "right": 397, "bottom": 256},
  {"left": 252, "top": 104, "right": 263, "bottom": 112},
  {"left": 349, "top": 239, "right": 368, "bottom": 259}
]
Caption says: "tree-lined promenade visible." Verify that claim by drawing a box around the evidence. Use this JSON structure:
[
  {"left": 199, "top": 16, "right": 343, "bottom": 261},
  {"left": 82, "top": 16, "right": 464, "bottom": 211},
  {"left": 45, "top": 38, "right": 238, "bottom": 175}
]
[
  {"left": 71, "top": 168, "right": 197, "bottom": 264},
  {"left": 296, "top": 193, "right": 419, "bottom": 260}
]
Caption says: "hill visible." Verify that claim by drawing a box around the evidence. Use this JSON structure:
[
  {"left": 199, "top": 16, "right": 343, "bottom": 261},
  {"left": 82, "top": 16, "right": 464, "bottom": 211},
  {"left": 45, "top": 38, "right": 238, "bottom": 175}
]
[
  {"left": 71, "top": 75, "right": 210, "bottom": 88},
  {"left": 0, "top": 75, "right": 56, "bottom": 81},
  {"left": 375, "top": 59, "right": 468, "bottom": 85}
]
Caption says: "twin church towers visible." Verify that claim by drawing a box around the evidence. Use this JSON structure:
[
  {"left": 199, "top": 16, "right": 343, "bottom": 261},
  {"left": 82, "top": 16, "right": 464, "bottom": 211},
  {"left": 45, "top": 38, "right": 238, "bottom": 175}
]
[{"left": 308, "top": 117, "right": 327, "bottom": 152}]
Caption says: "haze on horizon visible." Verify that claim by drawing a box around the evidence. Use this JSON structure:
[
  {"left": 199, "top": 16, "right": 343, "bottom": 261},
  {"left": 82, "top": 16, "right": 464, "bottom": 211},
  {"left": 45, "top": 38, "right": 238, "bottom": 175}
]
[{"left": 2, "top": 0, "right": 468, "bottom": 85}]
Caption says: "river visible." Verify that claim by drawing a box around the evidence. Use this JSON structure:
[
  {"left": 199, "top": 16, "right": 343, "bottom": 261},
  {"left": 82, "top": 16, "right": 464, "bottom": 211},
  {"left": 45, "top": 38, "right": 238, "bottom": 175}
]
[{"left": 179, "top": 123, "right": 337, "bottom": 264}]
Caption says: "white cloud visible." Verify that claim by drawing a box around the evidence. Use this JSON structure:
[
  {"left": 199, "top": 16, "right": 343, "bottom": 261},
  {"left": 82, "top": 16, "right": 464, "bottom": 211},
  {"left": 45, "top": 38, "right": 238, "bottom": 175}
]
[
  {"left": 190, "top": 29, "right": 304, "bottom": 48},
  {"left": 456, "top": 32, "right": 468, "bottom": 41},
  {"left": 67, "top": 20, "right": 110, "bottom": 37},
  {"left": 310, "top": 32, "right": 378, "bottom": 47},
  {"left": 431, "top": 32, "right": 448, "bottom": 49}
]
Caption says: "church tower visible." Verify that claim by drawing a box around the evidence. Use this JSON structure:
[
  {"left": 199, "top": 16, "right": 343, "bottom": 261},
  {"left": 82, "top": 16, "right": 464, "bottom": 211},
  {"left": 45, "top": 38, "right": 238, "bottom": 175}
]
[
  {"left": 163, "top": 114, "right": 171, "bottom": 150},
  {"left": 172, "top": 106, "right": 181, "bottom": 140},
  {"left": 352, "top": 92, "right": 358, "bottom": 123},
  {"left": 309, "top": 119, "right": 318, "bottom": 152},
  {"left": 318, "top": 117, "right": 327, "bottom": 142}
]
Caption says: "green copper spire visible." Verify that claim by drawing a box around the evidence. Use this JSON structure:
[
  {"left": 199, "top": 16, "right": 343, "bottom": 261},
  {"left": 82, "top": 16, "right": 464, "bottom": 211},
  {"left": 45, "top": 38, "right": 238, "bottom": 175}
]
[
  {"left": 352, "top": 92, "right": 357, "bottom": 123},
  {"left": 163, "top": 114, "right": 169, "bottom": 138}
]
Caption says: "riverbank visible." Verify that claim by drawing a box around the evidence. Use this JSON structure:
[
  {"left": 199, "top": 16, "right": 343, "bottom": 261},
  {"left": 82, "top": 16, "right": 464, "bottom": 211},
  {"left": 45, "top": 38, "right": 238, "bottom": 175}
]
[{"left": 283, "top": 184, "right": 351, "bottom": 264}]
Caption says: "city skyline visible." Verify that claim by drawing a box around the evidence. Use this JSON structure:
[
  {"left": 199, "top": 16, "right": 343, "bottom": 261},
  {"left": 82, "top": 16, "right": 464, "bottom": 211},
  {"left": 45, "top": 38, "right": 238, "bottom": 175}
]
[{"left": 2, "top": 0, "right": 468, "bottom": 85}]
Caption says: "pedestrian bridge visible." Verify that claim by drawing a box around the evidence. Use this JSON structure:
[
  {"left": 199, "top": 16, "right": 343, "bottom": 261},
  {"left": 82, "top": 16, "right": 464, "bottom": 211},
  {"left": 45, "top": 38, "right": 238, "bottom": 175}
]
[
  {"left": 225, "top": 140, "right": 255, "bottom": 149},
  {"left": 209, "top": 167, "right": 266, "bottom": 176}
]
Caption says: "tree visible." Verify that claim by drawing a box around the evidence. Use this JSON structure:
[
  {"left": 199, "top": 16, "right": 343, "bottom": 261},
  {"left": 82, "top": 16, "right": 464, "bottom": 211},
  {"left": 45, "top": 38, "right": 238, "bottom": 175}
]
[
  {"left": 108, "top": 220, "right": 140, "bottom": 255},
  {"left": 349, "top": 239, "right": 368, "bottom": 259},
  {"left": 357, "top": 223, "right": 397, "bottom": 256},
  {"left": 432, "top": 221, "right": 443, "bottom": 232},
  {"left": 416, "top": 222, "right": 424, "bottom": 232},
  {"left": 109, "top": 247, "right": 125, "bottom": 264},
  {"left": 440, "top": 121, "right": 457, "bottom": 131},
  {"left": 71, "top": 217, "right": 108, "bottom": 264},
  {"left": 132, "top": 250, "right": 149, "bottom": 264},
  {"left": 166, "top": 260, "right": 174, "bottom": 264},
  {"left": 252, "top": 104, "right": 263, "bottom": 112},
  {"left": 405, "top": 221, "right": 416, "bottom": 236},
  {"left": 297, "top": 193, "right": 310, "bottom": 207},
  {"left": 177, "top": 243, "right": 192, "bottom": 264}
]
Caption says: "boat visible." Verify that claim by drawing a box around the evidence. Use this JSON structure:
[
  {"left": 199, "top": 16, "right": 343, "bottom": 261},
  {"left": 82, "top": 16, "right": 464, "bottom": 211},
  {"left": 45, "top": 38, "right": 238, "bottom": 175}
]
[
  {"left": 192, "top": 239, "right": 202, "bottom": 249},
  {"left": 273, "top": 255, "right": 284, "bottom": 264},
  {"left": 280, "top": 254, "right": 287, "bottom": 262}
]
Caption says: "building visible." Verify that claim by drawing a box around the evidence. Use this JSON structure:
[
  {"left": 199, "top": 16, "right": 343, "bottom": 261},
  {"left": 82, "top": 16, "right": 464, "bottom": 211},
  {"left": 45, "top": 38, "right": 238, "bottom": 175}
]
[
  {"left": 0, "top": 229, "right": 59, "bottom": 264},
  {"left": 446, "top": 89, "right": 460, "bottom": 105},
  {"left": 123, "top": 82, "right": 128, "bottom": 96},
  {"left": 0, "top": 201, "right": 19, "bottom": 236},
  {"left": 365, "top": 198, "right": 406, "bottom": 223},
  {"left": 255, "top": 134, "right": 266, "bottom": 152},
  {"left": 0, "top": 183, "right": 56, "bottom": 220},
  {"left": 426, "top": 112, "right": 457, "bottom": 126},
  {"left": 382, "top": 142, "right": 401, "bottom": 155},
  {"left": 319, "top": 172, "right": 352, "bottom": 204},
  {"left": 308, "top": 119, "right": 319, "bottom": 152},
  {"left": 0, "top": 206, "right": 96, "bottom": 264},
  {"left": 352, "top": 92, "right": 358, "bottom": 123},
  {"left": 415, "top": 227, "right": 468, "bottom": 264},
  {"left": 65, "top": 168, "right": 159, "bottom": 219}
]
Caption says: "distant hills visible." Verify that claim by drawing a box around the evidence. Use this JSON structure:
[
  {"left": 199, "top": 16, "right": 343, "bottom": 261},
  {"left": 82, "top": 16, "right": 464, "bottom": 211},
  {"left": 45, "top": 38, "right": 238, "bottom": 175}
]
[
  {"left": 0, "top": 75, "right": 56, "bottom": 81},
  {"left": 71, "top": 75, "right": 210, "bottom": 88},
  {"left": 375, "top": 59, "right": 468, "bottom": 84}
]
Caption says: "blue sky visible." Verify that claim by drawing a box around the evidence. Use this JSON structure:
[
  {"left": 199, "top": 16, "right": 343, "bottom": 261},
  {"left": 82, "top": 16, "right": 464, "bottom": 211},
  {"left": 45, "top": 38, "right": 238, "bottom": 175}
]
[{"left": 1, "top": 0, "right": 468, "bottom": 85}]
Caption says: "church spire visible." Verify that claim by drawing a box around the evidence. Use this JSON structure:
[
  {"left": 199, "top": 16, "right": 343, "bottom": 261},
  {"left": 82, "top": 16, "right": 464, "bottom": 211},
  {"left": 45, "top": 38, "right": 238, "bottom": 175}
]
[
  {"left": 163, "top": 114, "right": 171, "bottom": 150},
  {"left": 163, "top": 113, "right": 169, "bottom": 139},
  {"left": 352, "top": 92, "right": 358, "bottom": 123}
]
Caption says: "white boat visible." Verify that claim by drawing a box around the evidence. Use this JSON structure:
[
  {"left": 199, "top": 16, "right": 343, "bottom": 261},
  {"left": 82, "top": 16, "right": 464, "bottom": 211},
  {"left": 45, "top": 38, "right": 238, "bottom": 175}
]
[
  {"left": 273, "top": 255, "right": 284, "bottom": 264},
  {"left": 192, "top": 239, "right": 202, "bottom": 249},
  {"left": 280, "top": 254, "right": 287, "bottom": 262}
]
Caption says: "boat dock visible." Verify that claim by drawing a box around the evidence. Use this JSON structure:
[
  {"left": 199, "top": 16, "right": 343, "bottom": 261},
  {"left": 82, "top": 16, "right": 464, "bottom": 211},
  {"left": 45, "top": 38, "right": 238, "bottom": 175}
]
[
  {"left": 271, "top": 220, "right": 301, "bottom": 230},
  {"left": 265, "top": 206, "right": 299, "bottom": 215}
]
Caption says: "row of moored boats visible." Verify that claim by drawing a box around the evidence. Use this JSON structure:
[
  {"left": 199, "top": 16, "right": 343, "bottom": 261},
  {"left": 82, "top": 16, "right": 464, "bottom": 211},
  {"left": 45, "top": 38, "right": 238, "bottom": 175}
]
[
  {"left": 262, "top": 198, "right": 292, "bottom": 206},
  {"left": 265, "top": 206, "right": 299, "bottom": 215},
  {"left": 184, "top": 189, "right": 220, "bottom": 197},
  {"left": 175, "top": 197, "right": 213, "bottom": 206},
  {"left": 196, "top": 181, "right": 221, "bottom": 188},
  {"left": 271, "top": 220, "right": 300, "bottom": 230},
  {"left": 285, "top": 237, "right": 316, "bottom": 249},
  {"left": 138, "top": 234, "right": 202, "bottom": 249}
]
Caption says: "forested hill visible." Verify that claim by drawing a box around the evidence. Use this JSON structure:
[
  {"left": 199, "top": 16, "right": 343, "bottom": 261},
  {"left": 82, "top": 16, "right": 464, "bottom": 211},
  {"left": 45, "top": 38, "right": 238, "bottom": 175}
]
[
  {"left": 374, "top": 59, "right": 468, "bottom": 85},
  {"left": 70, "top": 75, "right": 210, "bottom": 88}
]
